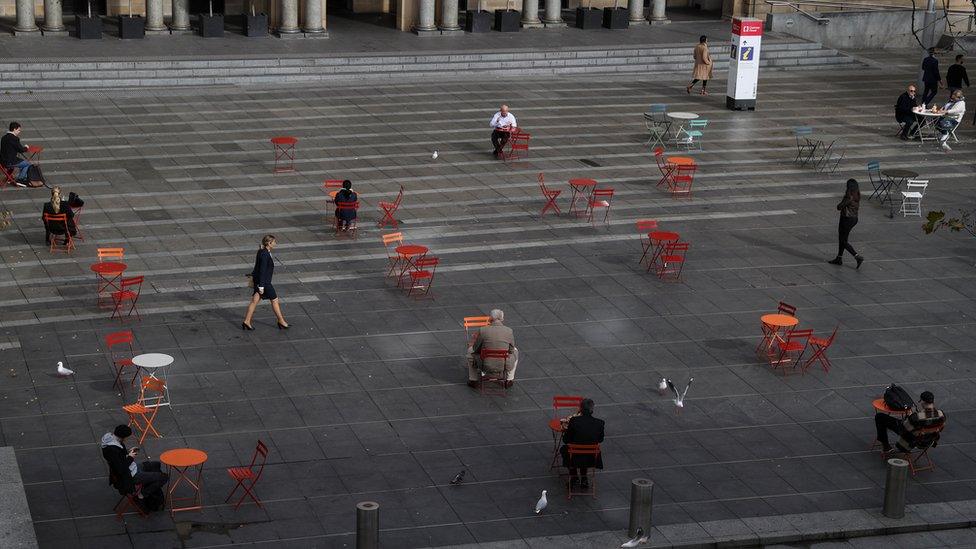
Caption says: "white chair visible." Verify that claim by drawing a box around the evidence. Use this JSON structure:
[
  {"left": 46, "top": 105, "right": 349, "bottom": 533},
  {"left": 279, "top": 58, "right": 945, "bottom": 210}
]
[{"left": 900, "top": 179, "right": 928, "bottom": 217}]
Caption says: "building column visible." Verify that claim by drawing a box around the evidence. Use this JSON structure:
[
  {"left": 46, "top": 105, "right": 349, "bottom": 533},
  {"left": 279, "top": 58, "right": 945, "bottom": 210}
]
[
  {"left": 278, "top": 0, "right": 300, "bottom": 34},
  {"left": 542, "top": 0, "right": 563, "bottom": 27},
  {"left": 439, "top": 0, "right": 461, "bottom": 33},
  {"left": 649, "top": 0, "right": 668, "bottom": 24},
  {"left": 415, "top": 0, "right": 437, "bottom": 33},
  {"left": 14, "top": 0, "right": 38, "bottom": 34},
  {"left": 146, "top": 0, "right": 165, "bottom": 31},
  {"left": 627, "top": 0, "right": 645, "bottom": 24},
  {"left": 171, "top": 0, "right": 191, "bottom": 30},
  {"left": 521, "top": 0, "right": 542, "bottom": 27},
  {"left": 41, "top": 0, "right": 66, "bottom": 32},
  {"left": 303, "top": 0, "right": 325, "bottom": 34}
]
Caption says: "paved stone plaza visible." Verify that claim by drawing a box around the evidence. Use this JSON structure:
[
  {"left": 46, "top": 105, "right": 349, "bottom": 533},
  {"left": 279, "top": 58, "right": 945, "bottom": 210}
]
[{"left": 0, "top": 45, "right": 975, "bottom": 549}]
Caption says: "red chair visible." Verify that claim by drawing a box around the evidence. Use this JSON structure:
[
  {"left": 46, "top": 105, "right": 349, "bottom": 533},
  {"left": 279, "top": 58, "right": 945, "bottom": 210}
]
[
  {"left": 586, "top": 188, "right": 614, "bottom": 224},
  {"left": 0, "top": 165, "right": 17, "bottom": 189},
  {"left": 756, "top": 302, "right": 798, "bottom": 355},
  {"left": 504, "top": 130, "right": 530, "bottom": 162},
  {"left": 334, "top": 200, "right": 359, "bottom": 236},
  {"left": 477, "top": 348, "right": 511, "bottom": 395},
  {"left": 271, "top": 136, "right": 297, "bottom": 173},
  {"left": 407, "top": 256, "right": 439, "bottom": 297},
  {"left": 635, "top": 219, "right": 659, "bottom": 264},
  {"left": 106, "top": 330, "right": 144, "bottom": 394},
  {"left": 771, "top": 328, "right": 814, "bottom": 373},
  {"left": 669, "top": 163, "right": 696, "bottom": 198},
  {"left": 225, "top": 440, "right": 269, "bottom": 510},
  {"left": 378, "top": 185, "right": 404, "bottom": 229},
  {"left": 653, "top": 147, "right": 673, "bottom": 187},
  {"left": 905, "top": 423, "right": 946, "bottom": 476},
  {"left": 549, "top": 396, "right": 584, "bottom": 470},
  {"left": 802, "top": 327, "right": 837, "bottom": 374},
  {"left": 655, "top": 242, "right": 689, "bottom": 281},
  {"left": 565, "top": 444, "right": 600, "bottom": 499},
  {"left": 43, "top": 213, "right": 75, "bottom": 254},
  {"left": 109, "top": 471, "right": 148, "bottom": 521},
  {"left": 123, "top": 377, "right": 166, "bottom": 444},
  {"left": 538, "top": 173, "right": 561, "bottom": 218},
  {"left": 322, "top": 179, "right": 344, "bottom": 203},
  {"left": 111, "top": 276, "right": 145, "bottom": 321},
  {"left": 381, "top": 232, "right": 403, "bottom": 277}
]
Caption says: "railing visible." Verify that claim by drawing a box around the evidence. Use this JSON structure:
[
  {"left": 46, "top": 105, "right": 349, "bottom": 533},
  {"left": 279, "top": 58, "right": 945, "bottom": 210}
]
[
  {"left": 765, "top": 0, "right": 976, "bottom": 32},
  {"left": 764, "top": 1, "right": 831, "bottom": 24}
]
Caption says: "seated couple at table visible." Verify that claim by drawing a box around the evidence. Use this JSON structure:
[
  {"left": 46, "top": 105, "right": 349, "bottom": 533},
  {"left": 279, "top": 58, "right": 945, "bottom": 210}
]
[
  {"left": 489, "top": 105, "right": 517, "bottom": 158},
  {"left": 101, "top": 425, "right": 170, "bottom": 511},
  {"left": 895, "top": 85, "right": 965, "bottom": 150},
  {"left": 466, "top": 308, "right": 519, "bottom": 388},
  {"left": 875, "top": 390, "right": 946, "bottom": 457},
  {"left": 41, "top": 186, "right": 80, "bottom": 245}
]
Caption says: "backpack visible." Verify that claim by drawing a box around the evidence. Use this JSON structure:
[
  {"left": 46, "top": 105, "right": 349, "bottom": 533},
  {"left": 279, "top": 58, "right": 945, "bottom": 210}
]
[
  {"left": 68, "top": 192, "right": 84, "bottom": 208},
  {"left": 884, "top": 384, "right": 914, "bottom": 412},
  {"left": 26, "top": 165, "right": 45, "bottom": 187},
  {"left": 140, "top": 489, "right": 165, "bottom": 512}
]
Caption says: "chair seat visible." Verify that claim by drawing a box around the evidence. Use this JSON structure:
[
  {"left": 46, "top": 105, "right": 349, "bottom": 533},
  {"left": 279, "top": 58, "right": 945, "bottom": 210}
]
[
  {"left": 409, "top": 270, "right": 432, "bottom": 280},
  {"left": 227, "top": 466, "right": 256, "bottom": 480},
  {"left": 661, "top": 255, "right": 684, "bottom": 263},
  {"left": 123, "top": 403, "right": 148, "bottom": 414},
  {"left": 686, "top": 131, "right": 703, "bottom": 137},
  {"left": 589, "top": 200, "right": 610, "bottom": 208},
  {"left": 776, "top": 341, "right": 805, "bottom": 352},
  {"left": 545, "top": 190, "right": 561, "bottom": 197},
  {"left": 379, "top": 201, "right": 394, "bottom": 208},
  {"left": 809, "top": 337, "right": 829, "bottom": 346},
  {"left": 112, "top": 290, "right": 137, "bottom": 300},
  {"left": 548, "top": 418, "right": 563, "bottom": 432},
  {"left": 116, "top": 358, "right": 134, "bottom": 367},
  {"left": 901, "top": 192, "right": 923, "bottom": 198}
]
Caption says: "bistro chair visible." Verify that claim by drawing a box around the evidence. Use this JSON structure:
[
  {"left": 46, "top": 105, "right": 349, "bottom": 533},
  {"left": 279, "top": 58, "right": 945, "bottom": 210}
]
[
  {"left": 771, "top": 328, "right": 814, "bottom": 374},
  {"left": 548, "top": 396, "right": 584, "bottom": 470},
  {"left": 378, "top": 185, "right": 404, "bottom": 229},
  {"left": 123, "top": 377, "right": 167, "bottom": 444},
  {"left": 111, "top": 276, "right": 145, "bottom": 322},
  {"left": 538, "top": 173, "right": 562, "bottom": 218},
  {"left": 756, "top": 301, "right": 798, "bottom": 355},
  {"left": 802, "top": 326, "right": 838, "bottom": 374},
  {"left": 43, "top": 213, "right": 74, "bottom": 254},
  {"left": 899, "top": 179, "right": 928, "bottom": 217},
  {"left": 225, "top": 440, "right": 269, "bottom": 510}
]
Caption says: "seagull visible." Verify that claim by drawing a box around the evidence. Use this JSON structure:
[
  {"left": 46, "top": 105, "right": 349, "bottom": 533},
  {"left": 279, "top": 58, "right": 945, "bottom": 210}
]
[
  {"left": 534, "top": 490, "right": 547, "bottom": 514},
  {"left": 450, "top": 470, "right": 465, "bottom": 485},
  {"left": 657, "top": 378, "right": 668, "bottom": 395},
  {"left": 56, "top": 361, "right": 74, "bottom": 377},
  {"left": 666, "top": 377, "right": 694, "bottom": 412},
  {"left": 431, "top": 150, "right": 439, "bottom": 160},
  {"left": 621, "top": 527, "right": 648, "bottom": 548}
]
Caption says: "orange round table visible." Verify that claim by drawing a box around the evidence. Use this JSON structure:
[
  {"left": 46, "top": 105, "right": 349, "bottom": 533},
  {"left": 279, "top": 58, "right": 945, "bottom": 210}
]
[
  {"left": 25, "top": 145, "right": 43, "bottom": 165},
  {"left": 873, "top": 398, "right": 910, "bottom": 416},
  {"left": 395, "top": 244, "right": 429, "bottom": 286},
  {"left": 666, "top": 156, "right": 695, "bottom": 166},
  {"left": 759, "top": 314, "right": 799, "bottom": 355},
  {"left": 160, "top": 448, "right": 208, "bottom": 516},
  {"left": 568, "top": 178, "right": 598, "bottom": 216}
]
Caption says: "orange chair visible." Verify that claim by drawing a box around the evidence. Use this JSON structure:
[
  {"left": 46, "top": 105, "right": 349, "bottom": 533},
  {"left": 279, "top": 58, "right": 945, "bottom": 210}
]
[
  {"left": 565, "top": 444, "right": 601, "bottom": 499},
  {"left": 43, "top": 213, "right": 74, "bottom": 254},
  {"left": 504, "top": 130, "right": 530, "bottom": 162},
  {"left": 653, "top": 147, "right": 673, "bottom": 187},
  {"left": 586, "top": 188, "right": 614, "bottom": 224},
  {"left": 381, "top": 232, "right": 404, "bottom": 277},
  {"left": 635, "top": 219, "right": 659, "bottom": 264},
  {"left": 655, "top": 242, "right": 689, "bottom": 281},
  {"left": 477, "top": 348, "right": 511, "bottom": 395},
  {"left": 225, "top": 440, "right": 269, "bottom": 510},
  {"left": 538, "top": 173, "right": 561, "bottom": 218},
  {"left": 333, "top": 200, "right": 359, "bottom": 236},
  {"left": 106, "top": 330, "right": 143, "bottom": 394},
  {"left": 905, "top": 422, "right": 946, "bottom": 476},
  {"left": 756, "top": 301, "right": 798, "bottom": 355},
  {"left": 669, "top": 163, "right": 696, "bottom": 198},
  {"left": 111, "top": 276, "right": 144, "bottom": 321},
  {"left": 771, "top": 328, "right": 814, "bottom": 373},
  {"left": 97, "top": 247, "right": 125, "bottom": 261},
  {"left": 802, "top": 327, "right": 837, "bottom": 374},
  {"left": 323, "top": 179, "right": 345, "bottom": 224},
  {"left": 549, "top": 396, "right": 584, "bottom": 470},
  {"left": 109, "top": 470, "right": 148, "bottom": 521},
  {"left": 407, "top": 256, "right": 439, "bottom": 297},
  {"left": 462, "top": 316, "right": 491, "bottom": 341},
  {"left": 378, "top": 185, "right": 404, "bottom": 229},
  {"left": 123, "top": 377, "right": 166, "bottom": 444}
]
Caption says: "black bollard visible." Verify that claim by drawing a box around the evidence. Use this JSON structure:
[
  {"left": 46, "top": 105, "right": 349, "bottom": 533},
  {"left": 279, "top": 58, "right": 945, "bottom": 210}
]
[
  {"left": 882, "top": 458, "right": 909, "bottom": 519},
  {"left": 356, "top": 501, "right": 379, "bottom": 549},
  {"left": 627, "top": 478, "right": 654, "bottom": 538}
]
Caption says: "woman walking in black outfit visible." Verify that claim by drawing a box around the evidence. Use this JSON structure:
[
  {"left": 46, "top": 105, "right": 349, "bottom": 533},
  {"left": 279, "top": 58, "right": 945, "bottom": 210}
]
[
  {"left": 242, "top": 234, "right": 290, "bottom": 330},
  {"left": 828, "top": 179, "right": 864, "bottom": 268}
]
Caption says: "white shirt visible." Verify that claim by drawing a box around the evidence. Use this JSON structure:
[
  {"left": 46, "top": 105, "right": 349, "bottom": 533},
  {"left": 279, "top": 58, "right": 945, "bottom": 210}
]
[
  {"left": 941, "top": 99, "right": 966, "bottom": 121},
  {"left": 490, "top": 111, "right": 517, "bottom": 130}
]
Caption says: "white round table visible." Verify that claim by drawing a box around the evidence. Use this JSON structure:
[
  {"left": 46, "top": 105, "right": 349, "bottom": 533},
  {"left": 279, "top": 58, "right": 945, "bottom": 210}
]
[
  {"left": 667, "top": 112, "right": 700, "bottom": 139},
  {"left": 132, "top": 353, "right": 173, "bottom": 407}
]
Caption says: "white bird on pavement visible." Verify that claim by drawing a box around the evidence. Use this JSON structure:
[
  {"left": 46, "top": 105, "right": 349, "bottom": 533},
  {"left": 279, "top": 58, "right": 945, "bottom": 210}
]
[
  {"left": 621, "top": 527, "right": 648, "bottom": 548},
  {"left": 56, "top": 361, "right": 74, "bottom": 377},
  {"left": 431, "top": 150, "right": 439, "bottom": 160},
  {"left": 657, "top": 378, "right": 668, "bottom": 395},
  {"left": 534, "top": 490, "right": 547, "bottom": 514},
  {"left": 666, "top": 377, "right": 694, "bottom": 411}
]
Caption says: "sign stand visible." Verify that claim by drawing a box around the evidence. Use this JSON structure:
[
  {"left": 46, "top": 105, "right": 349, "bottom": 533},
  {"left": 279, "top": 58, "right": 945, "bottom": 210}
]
[{"left": 726, "top": 17, "right": 763, "bottom": 111}]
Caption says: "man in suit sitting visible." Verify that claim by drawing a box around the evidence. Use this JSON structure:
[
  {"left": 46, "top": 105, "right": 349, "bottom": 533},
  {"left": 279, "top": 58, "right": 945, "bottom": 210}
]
[
  {"left": 560, "top": 398, "right": 605, "bottom": 489},
  {"left": 467, "top": 308, "right": 518, "bottom": 388}
]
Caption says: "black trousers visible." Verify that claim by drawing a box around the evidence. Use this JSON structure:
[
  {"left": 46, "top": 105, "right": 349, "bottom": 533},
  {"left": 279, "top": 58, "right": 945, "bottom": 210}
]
[
  {"left": 875, "top": 413, "right": 905, "bottom": 450},
  {"left": 837, "top": 216, "right": 858, "bottom": 258},
  {"left": 896, "top": 113, "right": 917, "bottom": 137},
  {"left": 691, "top": 79, "right": 708, "bottom": 89},
  {"left": 922, "top": 82, "right": 939, "bottom": 106},
  {"left": 133, "top": 461, "right": 169, "bottom": 496},
  {"left": 491, "top": 130, "right": 510, "bottom": 155}
]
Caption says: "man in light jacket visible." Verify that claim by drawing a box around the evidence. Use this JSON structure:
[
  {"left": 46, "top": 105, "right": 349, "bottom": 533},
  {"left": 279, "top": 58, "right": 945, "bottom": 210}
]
[
  {"left": 936, "top": 89, "right": 965, "bottom": 151},
  {"left": 467, "top": 308, "right": 518, "bottom": 388}
]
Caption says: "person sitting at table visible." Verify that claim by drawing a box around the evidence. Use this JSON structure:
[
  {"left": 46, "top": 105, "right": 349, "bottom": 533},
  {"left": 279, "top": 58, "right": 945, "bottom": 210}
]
[
  {"left": 874, "top": 391, "right": 945, "bottom": 456},
  {"left": 489, "top": 104, "right": 517, "bottom": 158},
  {"left": 894, "top": 84, "right": 919, "bottom": 140},
  {"left": 560, "top": 398, "right": 605, "bottom": 489},
  {"left": 100, "top": 425, "right": 170, "bottom": 510},
  {"left": 467, "top": 308, "right": 518, "bottom": 388},
  {"left": 334, "top": 179, "right": 358, "bottom": 232},
  {"left": 936, "top": 89, "right": 966, "bottom": 151},
  {"left": 1, "top": 122, "right": 34, "bottom": 186},
  {"left": 41, "top": 186, "right": 77, "bottom": 245}
]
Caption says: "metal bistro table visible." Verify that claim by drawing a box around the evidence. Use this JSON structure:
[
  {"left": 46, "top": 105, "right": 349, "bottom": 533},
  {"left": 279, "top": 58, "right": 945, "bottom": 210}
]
[
  {"left": 910, "top": 109, "right": 942, "bottom": 143},
  {"left": 131, "top": 353, "right": 173, "bottom": 407},
  {"left": 667, "top": 112, "right": 699, "bottom": 140},
  {"left": 881, "top": 169, "right": 920, "bottom": 219}
]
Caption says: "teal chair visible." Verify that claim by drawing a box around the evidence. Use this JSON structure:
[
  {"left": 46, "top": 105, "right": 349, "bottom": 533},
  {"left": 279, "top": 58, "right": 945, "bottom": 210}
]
[{"left": 682, "top": 119, "right": 709, "bottom": 151}]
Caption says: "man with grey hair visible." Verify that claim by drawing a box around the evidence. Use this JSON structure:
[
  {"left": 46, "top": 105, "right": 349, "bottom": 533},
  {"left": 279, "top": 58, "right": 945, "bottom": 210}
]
[
  {"left": 467, "top": 308, "right": 518, "bottom": 388},
  {"left": 489, "top": 105, "right": 517, "bottom": 158}
]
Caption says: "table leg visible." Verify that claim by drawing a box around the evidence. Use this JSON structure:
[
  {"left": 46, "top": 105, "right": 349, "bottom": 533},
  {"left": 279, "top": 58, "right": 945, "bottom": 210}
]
[
  {"left": 567, "top": 186, "right": 581, "bottom": 216},
  {"left": 167, "top": 464, "right": 204, "bottom": 516}
]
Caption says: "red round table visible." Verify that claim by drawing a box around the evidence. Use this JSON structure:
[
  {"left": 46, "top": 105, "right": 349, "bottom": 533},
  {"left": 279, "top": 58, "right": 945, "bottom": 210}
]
[
  {"left": 25, "top": 145, "right": 43, "bottom": 165},
  {"left": 646, "top": 231, "right": 679, "bottom": 271},
  {"left": 395, "top": 244, "right": 428, "bottom": 287},
  {"left": 160, "top": 448, "right": 208, "bottom": 516},
  {"left": 758, "top": 313, "right": 799, "bottom": 356},
  {"left": 666, "top": 156, "right": 695, "bottom": 166},
  {"left": 91, "top": 261, "right": 127, "bottom": 306},
  {"left": 271, "top": 136, "right": 298, "bottom": 173},
  {"left": 568, "top": 178, "right": 598, "bottom": 217}
]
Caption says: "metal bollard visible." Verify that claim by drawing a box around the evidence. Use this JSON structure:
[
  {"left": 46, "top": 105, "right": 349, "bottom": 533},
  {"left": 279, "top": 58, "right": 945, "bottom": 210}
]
[
  {"left": 356, "top": 501, "right": 379, "bottom": 549},
  {"left": 882, "top": 458, "right": 909, "bottom": 519},
  {"left": 627, "top": 478, "right": 654, "bottom": 538}
]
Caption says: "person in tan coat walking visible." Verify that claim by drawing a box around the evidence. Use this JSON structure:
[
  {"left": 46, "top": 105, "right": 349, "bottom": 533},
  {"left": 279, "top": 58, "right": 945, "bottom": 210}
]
[{"left": 687, "top": 35, "right": 713, "bottom": 96}]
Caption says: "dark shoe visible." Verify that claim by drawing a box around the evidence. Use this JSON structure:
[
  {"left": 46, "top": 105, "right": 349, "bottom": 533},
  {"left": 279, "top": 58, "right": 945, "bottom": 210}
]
[
  {"left": 827, "top": 257, "right": 843, "bottom": 266},
  {"left": 899, "top": 135, "right": 909, "bottom": 141},
  {"left": 277, "top": 322, "right": 290, "bottom": 330},
  {"left": 504, "top": 380, "right": 514, "bottom": 389},
  {"left": 686, "top": 85, "right": 692, "bottom": 94},
  {"left": 241, "top": 322, "right": 254, "bottom": 331},
  {"left": 467, "top": 381, "right": 479, "bottom": 389},
  {"left": 855, "top": 255, "right": 864, "bottom": 269}
]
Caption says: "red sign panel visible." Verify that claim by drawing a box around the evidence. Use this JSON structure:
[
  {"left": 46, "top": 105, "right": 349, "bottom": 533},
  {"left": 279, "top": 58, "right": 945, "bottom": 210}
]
[{"left": 732, "top": 18, "right": 763, "bottom": 37}]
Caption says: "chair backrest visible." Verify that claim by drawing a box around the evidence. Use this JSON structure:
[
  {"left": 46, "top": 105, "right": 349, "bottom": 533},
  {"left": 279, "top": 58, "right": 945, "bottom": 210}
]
[
  {"left": 776, "top": 301, "right": 797, "bottom": 317},
  {"left": 689, "top": 119, "right": 708, "bottom": 129},
  {"left": 463, "top": 316, "right": 491, "bottom": 329},
  {"left": 665, "top": 242, "right": 690, "bottom": 255},
  {"left": 538, "top": 172, "right": 552, "bottom": 193},
  {"left": 675, "top": 164, "right": 697, "bottom": 178},
  {"left": 867, "top": 161, "right": 880, "bottom": 174},
  {"left": 139, "top": 377, "right": 166, "bottom": 405},
  {"left": 120, "top": 276, "right": 145, "bottom": 296},
  {"left": 567, "top": 443, "right": 601, "bottom": 457},
  {"left": 43, "top": 213, "right": 68, "bottom": 226},
  {"left": 635, "top": 219, "right": 658, "bottom": 233},
  {"left": 247, "top": 440, "right": 270, "bottom": 479},
  {"left": 106, "top": 330, "right": 134, "bottom": 349},
  {"left": 381, "top": 232, "right": 403, "bottom": 247},
  {"left": 415, "top": 257, "right": 439, "bottom": 270},
  {"left": 511, "top": 133, "right": 530, "bottom": 151},
  {"left": 323, "top": 179, "right": 344, "bottom": 192},
  {"left": 592, "top": 188, "right": 614, "bottom": 200},
  {"left": 552, "top": 395, "right": 584, "bottom": 414},
  {"left": 98, "top": 248, "right": 125, "bottom": 261},
  {"left": 653, "top": 147, "right": 668, "bottom": 171},
  {"left": 647, "top": 104, "right": 667, "bottom": 114},
  {"left": 794, "top": 126, "right": 814, "bottom": 137},
  {"left": 480, "top": 348, "right": 509, "bottom": 360},
  {"left": 814, "top": 326, "right": 839, "bottom": 347},
  {"left": 905, "top": 179, "right": 929, "bottom": 195},
  {"left": 785, "top": 328, "right": 814, "bottom": 342}
]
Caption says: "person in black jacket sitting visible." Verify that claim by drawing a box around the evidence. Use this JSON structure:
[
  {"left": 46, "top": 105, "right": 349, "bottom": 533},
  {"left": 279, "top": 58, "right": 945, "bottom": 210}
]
[
  {"left": 334, "top": 179, "right": 358, "bottom": 232},
  {"left": 560, "top": 398, "right": 605, "bottom": 489},
  {"left": 100, "top": 425, "right": 169, "bottom": 505},
  {"left": 1, "top": 122, "right": 32, "bottom": 185},
  {"left": 895, "top": 84, "right": 919, "bottom": 140},
  {"left": 41, "top": 186, "right": 77, "bottom": 245}
]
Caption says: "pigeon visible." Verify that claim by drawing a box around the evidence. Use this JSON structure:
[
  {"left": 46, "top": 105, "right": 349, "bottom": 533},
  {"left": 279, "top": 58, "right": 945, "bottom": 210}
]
[
  {"left": 666, "top": 377, "right": 694, "bottom": 411},
  {"left": 657, "top": 378, "right": 668, "bottom": 395},
  {"left": 431, "top": 151, "right": 439, "bottom": 160},
  {"left": 621, "top": 527, "right": 648, "bottom": 548},
  {"left": 450, "top": 470, "right": 465, "bottom": 485},
  {"left": 56, "top": 361, "right": 74, "bottom": 377},
  {"left": 534, "top": 490, "right": 548, "bottom": 514}
]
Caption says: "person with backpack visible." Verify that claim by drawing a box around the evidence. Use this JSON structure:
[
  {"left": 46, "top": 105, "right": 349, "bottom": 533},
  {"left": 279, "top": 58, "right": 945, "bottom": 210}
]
[
  {"left": 100, "top": 425, "right": 169, "bottom": 510},
  {"left": 875, "top": 390, "right": 945, "bottom": 455}
]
